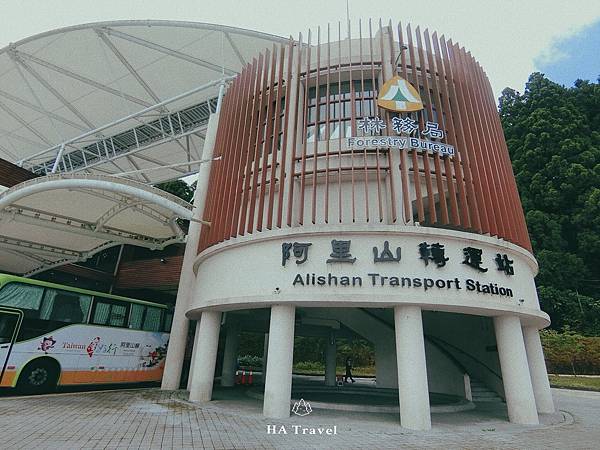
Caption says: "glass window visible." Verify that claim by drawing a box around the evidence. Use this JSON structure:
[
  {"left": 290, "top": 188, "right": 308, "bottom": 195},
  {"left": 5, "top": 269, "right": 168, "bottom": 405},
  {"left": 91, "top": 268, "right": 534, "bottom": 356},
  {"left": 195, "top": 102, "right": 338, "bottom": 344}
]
[
  {"left": 40, "top": 289, "right": 91, "bottom": 323},
  {"left": 91, "top": 298, "right": 127, "bottom": 328},
  {"left": 0, "top": 283, "right": 44, "bottom": 317},
  {"left": 129, "top": 304, "right": 145, "bottom": 329},
  {"left": 163, "top": 311, "right": 173, "bottom": 333},
  {"left": 93, "top": 301, "right": 110, "bottom": 325},
  {"left": 143, "top": 307, "right": 162, "bottom": 332},
  {"left": 110, "top": 304, "right": 127, "bottom": 327},
  {"left": 0, "top": 312, "right": 19, "bottom": 344}
]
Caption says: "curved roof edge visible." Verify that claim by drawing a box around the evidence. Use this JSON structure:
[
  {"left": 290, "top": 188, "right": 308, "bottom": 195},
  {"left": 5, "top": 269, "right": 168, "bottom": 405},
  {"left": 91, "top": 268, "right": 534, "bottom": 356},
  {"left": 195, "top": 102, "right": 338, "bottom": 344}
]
[{"left": 0, "top": 19, "right": 289, "bottom": 54}]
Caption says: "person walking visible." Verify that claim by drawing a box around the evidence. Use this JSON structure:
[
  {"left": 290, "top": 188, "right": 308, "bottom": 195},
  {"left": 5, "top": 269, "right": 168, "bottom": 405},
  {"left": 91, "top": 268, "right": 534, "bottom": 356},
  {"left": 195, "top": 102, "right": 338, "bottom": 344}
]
[{"left": 344, "top": 356, "right": 355, "bottom": 383}]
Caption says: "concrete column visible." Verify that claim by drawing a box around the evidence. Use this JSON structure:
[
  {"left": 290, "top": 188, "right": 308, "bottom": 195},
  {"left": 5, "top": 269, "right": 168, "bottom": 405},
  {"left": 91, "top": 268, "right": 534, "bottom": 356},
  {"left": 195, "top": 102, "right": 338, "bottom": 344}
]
[
  {"left": 263, "top": 305, "right": 295, "bottom": 419},
  {"left": 394, "top": 305, "right": 431, "bottom": 431},
  {"left": 522, "top": 326, "right": 555, "bottom": 413},
  {"left": 325, "top": 332, "right": 337, "bottom": 386},
  {"left": 162, "top": 112, "right": 220, "bottom": 390},
  {"left": 186, "top": 322, "right": 201, "bottom": 391},
  {"left": 189, "top": 310, "right": 222, "bottom": 402},
  {"left": 493, "top": 315, "right": 539, "bottom": 424},
  {"left": 375, "top": 339, "right": 399, "bottom": 388},
  {"left": 221, "top": 321, "right": 241, "bottom": 387},
  {"left": 261, "top": 333, "right": 269, "bottom": 385}
]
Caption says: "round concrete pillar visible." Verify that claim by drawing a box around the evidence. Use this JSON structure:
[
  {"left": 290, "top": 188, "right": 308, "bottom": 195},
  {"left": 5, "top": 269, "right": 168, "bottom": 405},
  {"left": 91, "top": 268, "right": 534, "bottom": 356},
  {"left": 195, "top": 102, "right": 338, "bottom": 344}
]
[
  {"left": 162, "top": 112, "right": 220, "bottom": 390},
  {"left": 394, "top": 305, "right": 431, "bottom": 431},
  {"left": 186, "top": 322, "right": 201, "bottom": 391},
  {"left": 221, "top": 321, "right": 241, "bottom": 387},
  {"left": 261, "top": 333, "right": 269, "bottom": 385},
  {"left": 494, "top": 315, "right": 539, "bottom": 424},
  {"left": 522, "top": 326, "right": 555, "bottom": 413},
  {"left": 325, "top": 332, "right": 337, "bottom": 387},
  {"left": 263, "top": 305, "right": 295, "bottom": 419},
  {"left": 189, "top": 310, "right": 222, "bottom": 402}
]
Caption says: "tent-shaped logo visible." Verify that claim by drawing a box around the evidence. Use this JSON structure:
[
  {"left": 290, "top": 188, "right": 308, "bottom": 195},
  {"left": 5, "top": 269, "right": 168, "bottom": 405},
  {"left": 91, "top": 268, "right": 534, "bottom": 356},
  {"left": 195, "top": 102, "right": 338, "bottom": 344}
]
[{"left": 377, "top": 76, "right": 424, "bottom": 112}]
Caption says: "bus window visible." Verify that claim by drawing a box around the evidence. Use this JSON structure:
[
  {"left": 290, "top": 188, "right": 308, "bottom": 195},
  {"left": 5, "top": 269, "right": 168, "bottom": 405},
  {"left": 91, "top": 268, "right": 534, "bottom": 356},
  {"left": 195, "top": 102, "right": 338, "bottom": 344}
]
[
  {"left": 129, "top": 304, "right": 145, "bottom": 329},
  {"left": 142, "top": 307, "right": 162, "bottom": 332},
  {"left": 40, "top": 289, "right": 91, "bottom": 324},
  {"left": 163, "top": 311, "right": 173, "bottom": 332},
  {"left": 0, "top": 283, "right": 44, "bottom": 318},
  {"left": 91, "top": 298, "right": 128, "bottom": 328}
]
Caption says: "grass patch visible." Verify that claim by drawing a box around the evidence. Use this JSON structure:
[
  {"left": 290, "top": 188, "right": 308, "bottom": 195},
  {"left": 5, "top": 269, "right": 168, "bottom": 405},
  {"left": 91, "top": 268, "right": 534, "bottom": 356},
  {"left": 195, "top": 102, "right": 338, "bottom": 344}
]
[
  {"left": 549, "top": 375, "right": 600, "bottom": 391},
  {"left": 293, "top": 363, "right": 376, "bottom": 377}
]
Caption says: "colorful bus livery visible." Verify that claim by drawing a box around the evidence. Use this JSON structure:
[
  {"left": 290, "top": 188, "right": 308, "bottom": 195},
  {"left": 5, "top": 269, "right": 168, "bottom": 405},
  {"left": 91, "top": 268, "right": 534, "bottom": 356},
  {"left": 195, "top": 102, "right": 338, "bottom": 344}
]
[{"left": 0, "top": 274, "right": 172, "bottom": 392}]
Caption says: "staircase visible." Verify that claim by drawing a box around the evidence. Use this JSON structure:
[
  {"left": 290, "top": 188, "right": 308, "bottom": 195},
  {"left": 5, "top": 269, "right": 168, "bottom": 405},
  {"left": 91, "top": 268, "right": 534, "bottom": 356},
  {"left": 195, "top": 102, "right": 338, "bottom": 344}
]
[{"left": 470, "top": 379, "right": 503, "bottom": 402}]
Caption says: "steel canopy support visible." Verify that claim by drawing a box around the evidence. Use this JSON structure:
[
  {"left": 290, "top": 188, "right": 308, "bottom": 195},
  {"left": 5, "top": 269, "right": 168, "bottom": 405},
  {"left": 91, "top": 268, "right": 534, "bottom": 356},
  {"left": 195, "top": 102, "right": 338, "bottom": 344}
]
[
  {"left": 94, "top": 29, "right": 163, "bottom": 105},
  {"left": 11, "top": 49, "right": 151, "bottom": 108},
  {"left": 102, "top": 27, "right": 237, "bottom": 76}
]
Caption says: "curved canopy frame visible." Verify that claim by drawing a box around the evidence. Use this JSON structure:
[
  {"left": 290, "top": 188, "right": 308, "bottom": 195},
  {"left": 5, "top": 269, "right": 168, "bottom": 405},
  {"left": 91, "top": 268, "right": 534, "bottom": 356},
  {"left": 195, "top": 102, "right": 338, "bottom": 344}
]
[{"left": 0, "top": 174, "right": 194, "bottom": 276}]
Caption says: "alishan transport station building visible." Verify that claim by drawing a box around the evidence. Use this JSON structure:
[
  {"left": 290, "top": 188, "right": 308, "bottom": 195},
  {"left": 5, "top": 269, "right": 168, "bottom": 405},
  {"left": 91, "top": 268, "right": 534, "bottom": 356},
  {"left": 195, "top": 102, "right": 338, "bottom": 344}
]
[{"left": 0, "top": 19, "right": 555, "bottom": 430}]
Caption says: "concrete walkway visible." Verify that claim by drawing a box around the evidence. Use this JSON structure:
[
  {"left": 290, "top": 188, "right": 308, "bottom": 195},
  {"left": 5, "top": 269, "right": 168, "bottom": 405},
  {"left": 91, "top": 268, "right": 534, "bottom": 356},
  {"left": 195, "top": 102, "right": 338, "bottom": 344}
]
[{"left": 0, "top": 387, "right": 598, "bottom": 449}]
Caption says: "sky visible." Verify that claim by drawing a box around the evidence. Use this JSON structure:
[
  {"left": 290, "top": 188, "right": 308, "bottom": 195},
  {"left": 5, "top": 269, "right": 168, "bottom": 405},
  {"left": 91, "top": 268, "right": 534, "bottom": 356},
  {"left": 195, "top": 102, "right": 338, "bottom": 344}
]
[
  {"left": 536, "top": 19, "right": 600, "bottom": 87},
  {"left": 0, "top": 0, "right": 599, "bottom": 98}
]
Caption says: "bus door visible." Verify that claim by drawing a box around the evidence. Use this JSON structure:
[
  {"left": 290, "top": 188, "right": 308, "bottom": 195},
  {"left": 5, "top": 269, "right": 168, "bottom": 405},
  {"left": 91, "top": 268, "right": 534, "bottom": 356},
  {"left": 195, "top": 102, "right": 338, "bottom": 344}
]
[{"left": 0, "top": 307, "right": 23, "bottom": 385}]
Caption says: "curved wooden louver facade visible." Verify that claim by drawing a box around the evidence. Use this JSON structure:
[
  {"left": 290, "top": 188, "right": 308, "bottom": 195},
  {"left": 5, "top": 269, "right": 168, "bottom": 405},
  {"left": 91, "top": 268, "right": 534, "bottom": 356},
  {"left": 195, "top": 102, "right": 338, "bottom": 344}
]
[{"left": 198, "top": 21, "right": 531, "bottom": 253}]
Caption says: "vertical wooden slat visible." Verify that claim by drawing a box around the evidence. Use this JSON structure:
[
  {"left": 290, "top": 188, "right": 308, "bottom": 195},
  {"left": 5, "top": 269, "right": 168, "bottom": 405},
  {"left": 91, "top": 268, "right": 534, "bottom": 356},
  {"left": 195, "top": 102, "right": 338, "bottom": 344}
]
[
  {"left": 406, "top": 23, "right": 425, "bottom": 223},
  {"left": 476, "top": 62, "right": 524, "bottom": 247},
  {"left": 286, "top": 34, "right": 304, "bottom": 227},
  {"left": 227, "top": 60, "right": 257, "bottom": 239},
  {"left": 460, "top": 47, "right": 502, "bottom": 238},
  {"left": 422, "top": 28, "right": 452, "bottom": 225},
  {"left": 349, "top": 22, "right": 356, "bottom": 222},
  {"left": 441, "top": 36, "right": 481, "bottom": 232},
  {"left": 298, "top": 31, "right": 312, "bottom": 226},
  {"left": 415, "top": 26, "right": 439, "bottom": 224},
  {"left": 337, "top": 22, "right": 343, "bottom": 223},
  {"left": 214, "top": 65, "right": 245, "bottom": 243},
  {"left": 324, "top": 24, "right": 331, "bottom": 223},
  {"left": 452, "top": 44, "right": 493, "bottom": 235},
  {"left": 247, "top": 48, "right": 272, "bottom": 233},
  {"left": 359, "top": 19, "right": 369, "bottom": 222},
  {"left": 465, "top": 51, "right": 508, "bottom": 239},
  {"left": 267, "top": 44, "right": 286, "bottom": 230},
  {"left": 238, "top": 54, "right": 264, "bottom": 235},
  {"left": 277, "top": 39, "right": 295, "bottom": 228},
  {"left": 397, "top": 22, "right": 413, "bottom": 223},
  {"left": 311, "top": 28, "right": 321, "bottom": 224},
  {"left": 429, "top": 30, "right": 463, "bottom": 227},
  {"left": 368, "top": 19, "right": 383, "bottom": 222},
  {"left": 257, "top": 45, "right": 278, "bottom": 232},
  {"left": 382, "top": 19, "right": 398, "bottom": 223}
]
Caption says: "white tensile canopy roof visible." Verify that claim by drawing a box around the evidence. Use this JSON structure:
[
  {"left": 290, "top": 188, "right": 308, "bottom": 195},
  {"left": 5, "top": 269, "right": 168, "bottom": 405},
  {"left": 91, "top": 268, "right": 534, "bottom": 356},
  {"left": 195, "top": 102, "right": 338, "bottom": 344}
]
[
  {"left": 0, "top": 174, "right": 194, "bottom": 276},
  {"left": 0, "top": 21, "right": 287, "bottom": 184}
]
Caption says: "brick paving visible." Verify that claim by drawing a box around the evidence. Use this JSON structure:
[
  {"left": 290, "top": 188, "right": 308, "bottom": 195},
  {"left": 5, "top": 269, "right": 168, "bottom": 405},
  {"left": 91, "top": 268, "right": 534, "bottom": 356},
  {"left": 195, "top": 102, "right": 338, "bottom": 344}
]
[{"left": 0, "top": 387, "right": 598, "bottom": 449}]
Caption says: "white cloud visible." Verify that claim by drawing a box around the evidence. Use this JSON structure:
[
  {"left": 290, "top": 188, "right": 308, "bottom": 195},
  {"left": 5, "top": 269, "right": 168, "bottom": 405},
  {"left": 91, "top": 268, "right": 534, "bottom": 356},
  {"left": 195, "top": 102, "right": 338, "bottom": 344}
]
[{"left": 1, "top": 0, "right": 600, "bottom": 99}]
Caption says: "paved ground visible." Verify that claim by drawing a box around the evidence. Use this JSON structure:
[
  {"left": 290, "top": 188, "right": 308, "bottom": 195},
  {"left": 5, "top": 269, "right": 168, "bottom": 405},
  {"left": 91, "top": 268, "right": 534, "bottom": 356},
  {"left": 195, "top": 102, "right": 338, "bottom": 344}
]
[{"left": 0, "top": 386, "right": 598, "bottom": 449}]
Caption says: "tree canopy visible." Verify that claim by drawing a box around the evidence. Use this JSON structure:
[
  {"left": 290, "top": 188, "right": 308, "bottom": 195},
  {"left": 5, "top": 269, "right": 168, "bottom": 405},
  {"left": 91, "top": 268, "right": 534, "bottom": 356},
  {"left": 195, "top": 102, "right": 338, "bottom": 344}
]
[{"left": 499, "top": 73, "right": 600, "bottom": 335}]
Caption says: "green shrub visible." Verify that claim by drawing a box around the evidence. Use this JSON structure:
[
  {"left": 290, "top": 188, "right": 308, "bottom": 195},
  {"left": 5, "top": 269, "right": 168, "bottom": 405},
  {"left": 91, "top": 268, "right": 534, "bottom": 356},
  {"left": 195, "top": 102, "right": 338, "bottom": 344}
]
[
  {"left": 541, "top": 330, "right": 600, "bottom": 374},
  {"left": 238, "top": 354, "right": 262, "bottom": 369}
]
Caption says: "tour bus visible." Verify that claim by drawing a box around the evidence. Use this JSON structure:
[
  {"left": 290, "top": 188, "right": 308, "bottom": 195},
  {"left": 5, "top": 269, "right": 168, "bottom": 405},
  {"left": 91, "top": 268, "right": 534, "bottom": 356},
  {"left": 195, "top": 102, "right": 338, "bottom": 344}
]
[{"left": 0, "top": 274, "right": 172, "bottom": 392}]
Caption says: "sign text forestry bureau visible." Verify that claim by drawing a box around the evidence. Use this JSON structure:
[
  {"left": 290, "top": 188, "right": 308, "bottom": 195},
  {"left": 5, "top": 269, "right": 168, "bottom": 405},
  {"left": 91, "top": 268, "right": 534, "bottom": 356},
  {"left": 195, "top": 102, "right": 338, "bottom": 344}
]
[
  {"left": 347, "top": 117, "right": 455, "bottom": 157},
  {"left": 281, "top": 240, "right": 516, "bottom": 298}
]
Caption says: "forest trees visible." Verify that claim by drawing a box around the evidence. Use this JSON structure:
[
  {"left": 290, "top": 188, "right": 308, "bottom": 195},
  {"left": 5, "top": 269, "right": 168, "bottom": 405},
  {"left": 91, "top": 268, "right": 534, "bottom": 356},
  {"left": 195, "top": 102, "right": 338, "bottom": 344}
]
[{"left": 499, "top": 73, "right": 600, "bottom": 335}]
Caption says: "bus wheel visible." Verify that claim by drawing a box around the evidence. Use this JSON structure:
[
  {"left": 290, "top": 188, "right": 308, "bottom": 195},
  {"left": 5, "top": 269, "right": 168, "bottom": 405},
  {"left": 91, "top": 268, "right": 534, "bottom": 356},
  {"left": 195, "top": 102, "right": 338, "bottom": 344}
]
[{"left": 17, "top": 359, "right": 60, "bottom": 394}]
